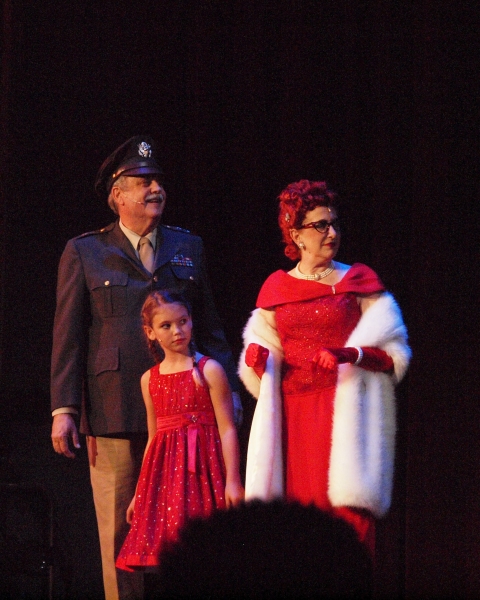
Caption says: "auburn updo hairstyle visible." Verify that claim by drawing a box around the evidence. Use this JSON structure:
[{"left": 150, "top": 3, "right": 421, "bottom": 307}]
[{"left": 278, "top": 180, "right": 338, "bottom": 260}]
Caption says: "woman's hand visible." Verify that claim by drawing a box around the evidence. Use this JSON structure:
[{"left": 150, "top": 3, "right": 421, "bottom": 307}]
[
  {"left": 311, "top": 347, "right": 360, "bottom": 370},
  {"left": 312, "top": 347, "right": 394, "bottom": 373},
  {"left": 126, "top": 496, "right": 136, "bottom": 524},
  {"left": 245, "top": 343, "right": 269, "bottom": 378},
  {"left": 311, "top": 348, "right": 342, "bottom": 370}
]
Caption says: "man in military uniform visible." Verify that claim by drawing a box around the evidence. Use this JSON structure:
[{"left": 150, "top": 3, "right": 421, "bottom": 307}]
[{"left": 50, "top": 136, "right": 242, "bottom": 600}]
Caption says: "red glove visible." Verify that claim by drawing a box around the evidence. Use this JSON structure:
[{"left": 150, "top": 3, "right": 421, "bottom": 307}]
[
  {"left": 245, "top": 343, "right": 269, "bottom": 379},
  {"left": 312, "top": 347, "right": 394, "bottom": 373}
]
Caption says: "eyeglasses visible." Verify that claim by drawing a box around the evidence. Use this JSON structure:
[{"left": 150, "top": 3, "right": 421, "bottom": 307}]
[{"left": 298, "top": 218, "right": 340, "bottom": 233}]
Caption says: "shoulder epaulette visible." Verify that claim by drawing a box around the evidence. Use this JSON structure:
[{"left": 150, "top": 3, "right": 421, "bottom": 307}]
[
  {"left": 162, "top": 224, "right": 192, "bottom": 234},
  {"left": 76, "top": 222, "right": 115, "bottom": 239}
]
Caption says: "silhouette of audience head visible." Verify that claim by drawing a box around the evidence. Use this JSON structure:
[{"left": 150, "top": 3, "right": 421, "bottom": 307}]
[{"left": 157, "top": 499, "right": 373, "bottom": 598}]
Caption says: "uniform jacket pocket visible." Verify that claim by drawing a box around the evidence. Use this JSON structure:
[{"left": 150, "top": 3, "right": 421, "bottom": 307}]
[
  {"left": 88, "top": 347, "right": 120, "bottom": 376},
  {"left": 89, "top": 272, "right": 128, "bottom": 317}
]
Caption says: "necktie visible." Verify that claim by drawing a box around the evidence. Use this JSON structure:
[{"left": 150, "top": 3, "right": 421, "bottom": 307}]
[{"left": 138, "top": 237, "right": 155, "bottom": 273}]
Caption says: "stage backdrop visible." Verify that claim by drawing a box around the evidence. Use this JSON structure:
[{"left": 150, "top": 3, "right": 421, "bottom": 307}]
[{"left": 1, "top": 1, "right": 478, "bottom": 598}]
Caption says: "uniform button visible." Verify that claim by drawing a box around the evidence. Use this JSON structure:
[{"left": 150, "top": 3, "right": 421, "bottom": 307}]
[
  {"left": 104, "top": 281, "right": 110, "bottom": 286},
  {"left": 189, "top": 276, "right": 194, "bottom": 281},
  {"left": 153, "top": 276, "right": 158, "bottom": 282}
]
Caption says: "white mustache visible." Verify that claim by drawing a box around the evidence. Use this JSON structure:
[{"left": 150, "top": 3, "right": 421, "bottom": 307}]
[{"left": 130, "top": 194, "right": 165, "bottom": 206}]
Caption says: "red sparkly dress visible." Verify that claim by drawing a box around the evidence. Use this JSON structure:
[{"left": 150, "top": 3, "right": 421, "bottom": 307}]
[
  {"left": 116, "top": 356, "right": 226, "bottom": 571},
  {"left": 256, "top": 263, "right": 385, "bottom": 548}
]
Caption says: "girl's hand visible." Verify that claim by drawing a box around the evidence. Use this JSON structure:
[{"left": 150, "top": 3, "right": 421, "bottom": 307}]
[
  {"left": 126, "top": 496, "right": 136, "bottom": 524},
  {"left": 225, "top": 481, "right": 245, "bottom": 508}
]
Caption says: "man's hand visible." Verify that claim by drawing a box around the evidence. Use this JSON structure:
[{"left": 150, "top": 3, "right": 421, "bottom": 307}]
[{"left": 51, "top": 413, "right": 81, "bottom": 458}]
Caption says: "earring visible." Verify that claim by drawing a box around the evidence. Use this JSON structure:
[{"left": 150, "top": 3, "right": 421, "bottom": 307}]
[{"left": 298, "top": 242, "right": 306, "bottom": 250}]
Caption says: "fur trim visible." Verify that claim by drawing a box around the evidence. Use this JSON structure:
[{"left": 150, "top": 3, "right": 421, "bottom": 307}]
[
  {"left": 328, "top": 293, "right": 411, "bottom": 517},
  {"left": 239, "top": 309, "right": 284, "bottom": 500}
]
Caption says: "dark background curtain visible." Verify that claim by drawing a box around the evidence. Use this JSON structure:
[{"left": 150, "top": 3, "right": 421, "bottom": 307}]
[{"left": 1, "top": 1, "right": 478, "bottom": 598}]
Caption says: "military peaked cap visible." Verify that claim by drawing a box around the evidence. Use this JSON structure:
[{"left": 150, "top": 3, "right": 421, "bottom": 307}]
[{"left": 94, "top": 135, "right": 164, "bottom": 196}]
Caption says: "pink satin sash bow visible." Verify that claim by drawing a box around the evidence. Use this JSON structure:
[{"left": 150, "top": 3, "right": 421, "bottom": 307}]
[{"left": 156, "top": 411, "right": 216, "bottom": 473}]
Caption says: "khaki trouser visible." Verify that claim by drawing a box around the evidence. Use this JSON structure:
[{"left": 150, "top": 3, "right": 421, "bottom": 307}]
[{"left": 89, "top": 435, "right": 146, "bottom": 600}]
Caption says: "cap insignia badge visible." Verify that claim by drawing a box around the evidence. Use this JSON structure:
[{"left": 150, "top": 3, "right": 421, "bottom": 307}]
[{"left": 137, "top": 142, "right": 152, "bottom": 158}]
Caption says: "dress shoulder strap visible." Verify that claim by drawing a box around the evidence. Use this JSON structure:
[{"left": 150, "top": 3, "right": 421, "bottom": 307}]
[{"left": 196, "top": 355, "right": 210, "bottom": 375}]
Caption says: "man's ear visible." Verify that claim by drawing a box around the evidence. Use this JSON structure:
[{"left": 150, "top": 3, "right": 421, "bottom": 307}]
[{"left": 111, "top": 185, "right": 124, "bottom": 206}]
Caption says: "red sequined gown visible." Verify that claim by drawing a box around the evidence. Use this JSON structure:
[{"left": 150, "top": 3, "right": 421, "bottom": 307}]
[
  {"left": 116, "top": 356, "right": 226, "bottom": 571},
  {"left": 256, "top": 263, "right": 385, "bottom": 550}
]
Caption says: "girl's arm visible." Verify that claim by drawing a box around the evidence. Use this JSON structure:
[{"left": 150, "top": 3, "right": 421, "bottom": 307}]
[
  {"left": 126, "top": 369, "right": 157, "bottom": 524},
  {"left": 203, "top": 359, "right": 244, "bottom": 508}
]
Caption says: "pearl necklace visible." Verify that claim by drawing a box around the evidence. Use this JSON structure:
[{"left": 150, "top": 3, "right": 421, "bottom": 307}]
[{"left": 295, "top": 262, "right": 335, "bottom": 281}]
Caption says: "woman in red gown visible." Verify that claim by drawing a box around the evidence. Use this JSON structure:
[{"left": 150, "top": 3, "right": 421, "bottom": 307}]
[{"left": 239, "top": 180, "right": 411, "bottom": 556}]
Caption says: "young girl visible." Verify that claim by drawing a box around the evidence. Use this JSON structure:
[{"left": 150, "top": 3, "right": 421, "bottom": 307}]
[{"left": 116, "top": 290, "right": 244, "bottom": 571}]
